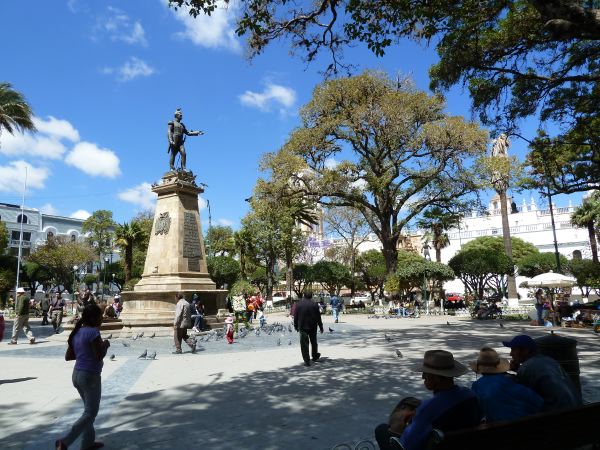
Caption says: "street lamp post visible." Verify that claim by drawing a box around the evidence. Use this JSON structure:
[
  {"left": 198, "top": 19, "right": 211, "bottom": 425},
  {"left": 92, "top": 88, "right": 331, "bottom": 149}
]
[
  {"left": 112, "top": 273, "right": 115, "bottom": 294},
  {"left": 422, "top": 244, "right": 431, "bottom": 315},
  {"left": 72, "top": 265, "right": 78, "bottom": 315},
  {"left": 102, "top": 257, "right": 109, "bottom": 302}
]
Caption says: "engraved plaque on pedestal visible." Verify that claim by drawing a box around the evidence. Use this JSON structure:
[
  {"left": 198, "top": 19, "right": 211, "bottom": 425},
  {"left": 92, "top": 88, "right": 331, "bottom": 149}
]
[{"left": 183, "top": 211, "right": 202, "bottom": 267}]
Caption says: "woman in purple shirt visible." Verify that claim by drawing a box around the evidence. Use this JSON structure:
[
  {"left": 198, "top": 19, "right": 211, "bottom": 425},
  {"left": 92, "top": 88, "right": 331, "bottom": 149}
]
[{"left": 56, "top": 304, "right": 110, "bottom": 450}]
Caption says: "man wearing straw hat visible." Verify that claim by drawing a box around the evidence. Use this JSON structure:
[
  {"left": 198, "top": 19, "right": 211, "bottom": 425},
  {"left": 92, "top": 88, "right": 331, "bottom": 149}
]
[
  {"left": 469, "top": 347, "right": 543, "bottom": 422},
  {"left": 378, "top": 350, "right": 481, "bottom": 450}
]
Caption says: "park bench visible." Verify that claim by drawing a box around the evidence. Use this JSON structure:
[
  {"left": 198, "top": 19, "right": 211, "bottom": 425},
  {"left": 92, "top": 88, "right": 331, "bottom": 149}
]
[{"left": 391, "top": 401, "right": 600, "bottom": 450}]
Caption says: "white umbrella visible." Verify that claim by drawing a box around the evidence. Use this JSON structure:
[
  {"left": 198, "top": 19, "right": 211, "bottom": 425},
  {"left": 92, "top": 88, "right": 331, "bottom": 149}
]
[{"left": 522, "top": 270, "right": 576, "bottom": 289}]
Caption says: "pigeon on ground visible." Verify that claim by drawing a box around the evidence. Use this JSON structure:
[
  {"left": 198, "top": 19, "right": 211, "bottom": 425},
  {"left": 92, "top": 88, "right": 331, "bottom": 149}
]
[
  {"left": 277, "top": 338, "right": 281, "bottom": 346},
  {"left": 288, "top": 324, "right": 293, "bottom": 333},
  {"left": 138, "top": 332, "right": 144, "bottom": 338},
  {"left": 255, "top": 329, "right": 260, "bottom": 336},
  {"left": 138, "top": 349, "right": 148, "bottom": 359},
  {"left": 122, "top": 342, "right": 130, "bottom": 347},
  {"left": 288, "top": 338, "right": 292, "bottom": 345},
  {"left": 106, "top": 333, "right": 112, "bottom": 339},
  {"left": 395, "top": 349, "right": 403, "bottom": 358},
  {"left": 446, "top": 321, "right": 451, "bottom": 326},
  {"left": 328, "top": 327, "right": 334, "bottom": 333},
  {"left": 150, "top": 332, "right": 156, "bottom": 338},
  {"left": 132, "top": 335, "right": 138, "bottom": 341},
  {"left": 499, "top": 322, "right": 505, "bottom": 328},
  {"left": 110, "top": 354, "right": 115, "bottom": 361},
  {"left": 147, "top": 350, "right": 157, "bottom": 360},
  {"left": 385, "top": 333, "right": 393, "bottom": 342}
]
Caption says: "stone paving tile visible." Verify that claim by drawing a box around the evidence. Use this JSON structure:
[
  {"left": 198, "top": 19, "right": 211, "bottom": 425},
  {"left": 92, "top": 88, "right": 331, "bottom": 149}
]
[{"left": 1, "top": 313, "right": 598, "bottom": 450}]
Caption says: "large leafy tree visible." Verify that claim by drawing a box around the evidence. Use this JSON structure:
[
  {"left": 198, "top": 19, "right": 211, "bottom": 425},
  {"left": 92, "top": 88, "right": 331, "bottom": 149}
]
[
  {"left": 28, "top": 237, "right": 95, "bottom": 292},
  {"left": 263, "top": 72, "right": 487, "bottom": 275},
  {"left": 311, "top": 260, "right": 351, "bottom": 295},
  {"left": 324, "top": 205, "right": 372, "bottom": 295},
  {"left": 114, "top": 221, "right": 145, "bottom": 284},
  {"left": 462, "top": 236, "right": 539, "bottom": 267},
  {"left": 568, "top": 259, "right": 600, "bottom": 297},
  {"left": 449, "top": 247, "right": 514, "bottom": 299},
  {"left": 21, "top": 261, "right": 53, "bottom": 294},
  {"left": 207, "top": 255, "right": 240, "bottom": 289},
  {"left": 82, "top": 210, "right": 115, "bottom": 260},
  {"left": 396, "top": 260, "right": 455, "bottom": 301},
  {"left": 356, "top": 249, "right": 387, "bottom": 300},
  {"left": 205, "top": 225, "right": 236, "bottom": 257},
  {"left": 292, "top": 263, "right": 313, "bottom": 297},
  {"left": 171, "top": 1, "right": 600, "bottom": 194},
  {"left": 0, "top": 82, "right": 36, "bottom": 140},
  {"left": 518, "top": 251, "right": 569, "bottom": 278},
  {"left": 570, "top": 194, "right": 600, "bottom": 263}
]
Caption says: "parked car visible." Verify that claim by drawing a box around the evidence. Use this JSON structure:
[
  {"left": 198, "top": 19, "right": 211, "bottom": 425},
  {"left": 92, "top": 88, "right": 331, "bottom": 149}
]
[
  {"left": 444, "top": 293, "right": 465, "bottom": 309},
  {"left": 271, "top": 292, "right": 288, "bottom": 303}
]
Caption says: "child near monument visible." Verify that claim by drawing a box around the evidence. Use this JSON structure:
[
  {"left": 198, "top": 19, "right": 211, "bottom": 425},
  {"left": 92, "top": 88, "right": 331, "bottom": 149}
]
[{"left": 225, "top": 316, "right": 234, "bottom": 344}]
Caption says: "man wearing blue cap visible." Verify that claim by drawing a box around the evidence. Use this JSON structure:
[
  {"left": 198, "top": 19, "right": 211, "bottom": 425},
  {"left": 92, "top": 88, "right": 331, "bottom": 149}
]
[{"left": 503, "top": 335, "right": 580, "bottom": 411}]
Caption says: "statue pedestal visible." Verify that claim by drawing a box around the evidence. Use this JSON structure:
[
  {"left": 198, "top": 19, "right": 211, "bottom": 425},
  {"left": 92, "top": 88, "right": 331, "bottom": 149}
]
[{"left": 120, "top": 170, "right": 227, "bottom": 329}]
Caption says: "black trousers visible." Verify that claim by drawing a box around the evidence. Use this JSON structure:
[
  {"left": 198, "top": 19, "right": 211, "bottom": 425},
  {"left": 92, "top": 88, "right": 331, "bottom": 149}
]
[
  {"left": 374, "top": 423, "right": 401, "bottom": 450},
  {"left": 299, "top": 328, "right": 318, "bottom": 363}
]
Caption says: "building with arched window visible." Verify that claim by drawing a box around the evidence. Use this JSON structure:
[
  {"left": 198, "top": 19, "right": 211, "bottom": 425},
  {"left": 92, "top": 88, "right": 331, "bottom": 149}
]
[{"left": 0, "top": 203, "right": 87, "bottom": 256}]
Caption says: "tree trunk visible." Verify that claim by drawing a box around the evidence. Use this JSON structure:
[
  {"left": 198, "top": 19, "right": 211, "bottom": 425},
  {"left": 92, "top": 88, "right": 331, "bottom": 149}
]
[
  {"left": 499, "top": 190, "right": 518, "bottom": 300},
  {"left": 587, "top": 221, "right": 599, "bottom": 263},
  {"left": 124, "top": 245, "right": 132, "bottom": 284},
  {"left": 350, "top": 249, "right": 356, "bottom": 296},
  {"left": 285, "top": 252, "right": 293, "bottom": 298}
]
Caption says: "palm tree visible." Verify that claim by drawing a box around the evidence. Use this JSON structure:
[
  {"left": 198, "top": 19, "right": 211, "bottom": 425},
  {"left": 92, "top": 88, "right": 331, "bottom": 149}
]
[
  {"left": 571, "top": 198, "right": 600, "bottom": 263},
  {"left": 114, "top": 221, "right": 145, "bottom": 284},
  {"left": 0, "top": 82, "right": 36, "bottom": 139},
  {"left": 417, "top": 207, "right": 461, "bottom": 262}
]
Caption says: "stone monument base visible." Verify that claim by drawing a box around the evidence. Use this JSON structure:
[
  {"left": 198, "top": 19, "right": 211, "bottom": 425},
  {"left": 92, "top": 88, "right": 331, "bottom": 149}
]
[{"left": 119, "top": 289, "right": 227, "bottom": 329}]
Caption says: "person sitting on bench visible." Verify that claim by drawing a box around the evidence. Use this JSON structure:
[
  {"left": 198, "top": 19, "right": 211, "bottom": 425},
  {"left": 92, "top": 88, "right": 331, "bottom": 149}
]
[
  {"left": 375, "top": 350, "right": 482, "bottom": 450},
  {"left": 469, "top": 347, "right": 543, "bottom": 422},
  {"left": 502, "top": 335, "right": 581, "bottom": 411}
]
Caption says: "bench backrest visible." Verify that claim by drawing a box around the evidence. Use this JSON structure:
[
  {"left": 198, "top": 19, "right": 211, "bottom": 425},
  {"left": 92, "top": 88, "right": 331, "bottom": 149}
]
[{"left": 434, "top": 402, "right": 600, "bottom": 450}]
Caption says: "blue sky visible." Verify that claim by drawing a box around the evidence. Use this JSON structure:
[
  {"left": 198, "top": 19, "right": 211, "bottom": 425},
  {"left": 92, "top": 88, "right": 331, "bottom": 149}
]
[{"left": 0, "top": 0, "right": 580, "bottom": 229}]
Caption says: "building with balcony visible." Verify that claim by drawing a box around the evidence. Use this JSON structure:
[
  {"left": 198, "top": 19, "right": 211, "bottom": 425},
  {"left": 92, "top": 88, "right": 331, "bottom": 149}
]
[{"left": 0, "top": 202, "right": 86, "bottom": 257}]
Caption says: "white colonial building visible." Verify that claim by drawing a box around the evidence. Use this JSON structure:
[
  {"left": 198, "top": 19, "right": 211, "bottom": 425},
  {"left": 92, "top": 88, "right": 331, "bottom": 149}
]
[{"left": 0, "top": 202, "right": 86, "bottom": 257}]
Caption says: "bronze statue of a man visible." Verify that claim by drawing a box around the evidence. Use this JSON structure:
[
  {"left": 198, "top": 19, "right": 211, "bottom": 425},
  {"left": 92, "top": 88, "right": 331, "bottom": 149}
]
[{"left": 167, "top": 108, "right": 203, "bottom": 171}]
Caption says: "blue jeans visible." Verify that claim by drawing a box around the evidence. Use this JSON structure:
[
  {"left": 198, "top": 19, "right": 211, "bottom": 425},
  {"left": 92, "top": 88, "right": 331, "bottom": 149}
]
[
  {"left": 192, "top": 314, "right": 204, "bottom": 330},
  {"left": 62, "top": 369, "right": 102, "bottom": 448},
  {"left": 535, "top": 304, "right": 544, "bottom": 325},
  {"left": 332, "top": 308, "right": 339, "bottom": 322}
]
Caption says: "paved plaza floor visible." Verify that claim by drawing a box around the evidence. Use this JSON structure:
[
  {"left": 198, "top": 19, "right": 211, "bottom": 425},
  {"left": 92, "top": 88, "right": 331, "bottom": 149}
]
[{"left": 1, "top": 312, "right": 598, "bottom": 450}]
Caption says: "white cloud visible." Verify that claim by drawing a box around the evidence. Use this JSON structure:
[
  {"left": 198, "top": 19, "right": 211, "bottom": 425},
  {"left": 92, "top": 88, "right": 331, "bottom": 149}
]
[
  {"left": 0, "top": 115, "right": 82, "bottom": 160},
  {"left": 40, "top": 203, "right": 59, "bottom": 215},
  {"left": 0, "top": 160, "right": 49, "bottom": 193},
  {"left": 168, "top": 0, "right": 240, "bottom": 51},
  {"left": 118, "top": 182, "right": 155, "bottom": 210},
  {"left": 96, "top": 7, "right": 148, "bottom": 46},
  {"left": 239, "top": 83, "right": 297, "bottom": 112},
  {"left": 217, "top": 218, "right": 233, "bottom": 226},
  {"left": 65, "top": 142, "right": 121, "bottom": 178},
  {"left": 32, "top": 116, "right": 80, "bottom": 142},
  {"left": 102, "top": 57, "right": 155, "bottom": 82},
  {"left": 70, "top": 209, "right": 91, "bottom": 220}
]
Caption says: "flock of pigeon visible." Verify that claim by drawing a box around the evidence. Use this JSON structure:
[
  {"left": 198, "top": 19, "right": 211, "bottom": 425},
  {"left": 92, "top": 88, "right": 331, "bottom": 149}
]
[{"left": 103, "top": 322, "right": 336, "bottom": 361}]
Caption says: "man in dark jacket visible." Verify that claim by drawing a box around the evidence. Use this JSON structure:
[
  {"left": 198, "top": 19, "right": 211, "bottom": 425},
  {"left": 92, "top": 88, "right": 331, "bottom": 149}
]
[{"left": 293, "top": 292, "right": 324, "bottom": 366}]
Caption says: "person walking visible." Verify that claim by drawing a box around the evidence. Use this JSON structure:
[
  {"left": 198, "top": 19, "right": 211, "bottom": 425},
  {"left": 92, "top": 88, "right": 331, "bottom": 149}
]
[
  {"left": 293, "top": 292, "right": 324, "bottom": 367},
  {"left": 55, "top": 303, "right": 109, "bottom": 450},
  {"left": 41, "top": 294, "right": 50, "bottom": 325},
  {"left": 173, "top": 293, "right": 195, "bottom": 354},
  {"left": 225, "top": 316, "right": 234, "bottom": 344},
  {"left": 9, "top": 287, "right": 35, "bottom": 345},
  {"left": 49, "top": 293, "right": 67, "bottom": 334},
  {"left": 330, "top": 295, "right": 342, "bottom": 323}
]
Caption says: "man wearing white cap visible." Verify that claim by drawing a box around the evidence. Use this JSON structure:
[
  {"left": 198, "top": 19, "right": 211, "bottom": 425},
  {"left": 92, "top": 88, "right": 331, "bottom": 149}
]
[
  {"left": 9, "top": 287, "right": 35, "bottom": 345},
  {"left": 378, "top": 350, "right": 481, "bottom": 450}
]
